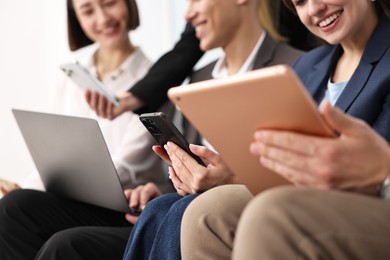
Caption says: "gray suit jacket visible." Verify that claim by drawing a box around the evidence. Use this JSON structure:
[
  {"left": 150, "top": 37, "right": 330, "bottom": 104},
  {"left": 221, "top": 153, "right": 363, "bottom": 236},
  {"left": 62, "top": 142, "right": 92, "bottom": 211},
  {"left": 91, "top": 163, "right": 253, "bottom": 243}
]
[{"left": 184, "top": 34, "right": 304, "bottom": 145}]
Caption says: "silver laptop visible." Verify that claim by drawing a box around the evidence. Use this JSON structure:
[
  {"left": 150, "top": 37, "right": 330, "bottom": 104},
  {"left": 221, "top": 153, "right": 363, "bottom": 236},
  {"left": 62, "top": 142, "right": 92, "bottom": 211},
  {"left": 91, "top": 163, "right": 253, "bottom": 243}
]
[{"left": 12, "top": 109, "right": 130, "bottom": 213}]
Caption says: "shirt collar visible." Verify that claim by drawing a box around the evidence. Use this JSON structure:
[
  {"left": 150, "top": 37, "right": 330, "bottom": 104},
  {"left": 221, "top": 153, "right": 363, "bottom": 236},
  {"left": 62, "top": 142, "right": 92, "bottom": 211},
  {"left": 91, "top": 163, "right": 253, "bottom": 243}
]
[
  {"left": 211, "top": 31, "right": 266, "bottom": 79},
  {"left": 84, "top": 46, "right": 143, "bottom": 82}
]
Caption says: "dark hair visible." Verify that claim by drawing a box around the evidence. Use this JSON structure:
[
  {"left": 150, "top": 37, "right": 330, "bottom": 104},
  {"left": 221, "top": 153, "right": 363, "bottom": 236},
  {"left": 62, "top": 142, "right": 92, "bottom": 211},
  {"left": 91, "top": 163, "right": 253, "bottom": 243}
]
[
  {"left": 282, "top": 0, "right": 390, "bottom": 18},
  {"left": 67, "top": 0, "right": 140, "bottom": 51},
  {"left": 278, "top": 3, "right": 321, "bottom": 51}
]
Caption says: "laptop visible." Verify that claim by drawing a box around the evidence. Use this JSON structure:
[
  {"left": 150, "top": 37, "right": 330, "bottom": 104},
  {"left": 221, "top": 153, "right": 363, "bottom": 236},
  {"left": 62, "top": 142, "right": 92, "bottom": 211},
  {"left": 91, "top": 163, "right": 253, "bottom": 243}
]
[
  {"left": 12, "top": 109, "right": 131, "bottom": 213},
  {"left": 167, "top": 65, "right": 335, "bottom": 195}
]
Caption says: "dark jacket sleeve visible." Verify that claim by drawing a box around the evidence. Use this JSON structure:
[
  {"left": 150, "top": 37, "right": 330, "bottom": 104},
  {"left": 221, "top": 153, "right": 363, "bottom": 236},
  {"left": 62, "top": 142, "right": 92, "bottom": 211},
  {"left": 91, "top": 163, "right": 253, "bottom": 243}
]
[{"left": 130, "top": 23, "right": 204, "bottom": 114}]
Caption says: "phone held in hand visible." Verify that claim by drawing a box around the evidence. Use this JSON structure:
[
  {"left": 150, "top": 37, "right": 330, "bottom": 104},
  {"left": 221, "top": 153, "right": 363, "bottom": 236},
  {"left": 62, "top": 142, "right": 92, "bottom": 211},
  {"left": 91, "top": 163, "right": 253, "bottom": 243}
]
[
  {"left": 139, "top": 112, "right": 206, "bottom": 166},
  {"left": 60, "top": 61, "right": 120, "bottom": 106}
]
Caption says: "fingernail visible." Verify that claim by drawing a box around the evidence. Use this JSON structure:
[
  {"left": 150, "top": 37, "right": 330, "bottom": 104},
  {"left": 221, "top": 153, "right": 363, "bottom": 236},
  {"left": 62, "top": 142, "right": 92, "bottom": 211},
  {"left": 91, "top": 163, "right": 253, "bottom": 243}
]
[
  {"left": 254, "top": 131, "right": 264, "bottom": 140},
  {"left": 250, "top": 143, "right": 260, "bottom": 154},
  {"left": 189, "top": 144, "right": 199, "bottom": 150}
]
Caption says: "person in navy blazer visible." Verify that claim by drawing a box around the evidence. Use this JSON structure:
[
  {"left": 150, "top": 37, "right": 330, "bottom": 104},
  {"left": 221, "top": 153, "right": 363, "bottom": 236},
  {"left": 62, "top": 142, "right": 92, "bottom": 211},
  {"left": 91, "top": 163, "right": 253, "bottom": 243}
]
[{"left": 294, "top": 17, "right": 390, "bottom": 142}]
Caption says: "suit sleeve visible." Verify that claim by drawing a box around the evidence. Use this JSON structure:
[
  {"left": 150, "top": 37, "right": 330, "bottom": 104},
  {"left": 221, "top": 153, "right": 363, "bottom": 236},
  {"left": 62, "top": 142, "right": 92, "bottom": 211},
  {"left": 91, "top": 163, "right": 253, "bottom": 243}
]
[{"left": 130, "top": 23, "right": 205, "bottom": 114}]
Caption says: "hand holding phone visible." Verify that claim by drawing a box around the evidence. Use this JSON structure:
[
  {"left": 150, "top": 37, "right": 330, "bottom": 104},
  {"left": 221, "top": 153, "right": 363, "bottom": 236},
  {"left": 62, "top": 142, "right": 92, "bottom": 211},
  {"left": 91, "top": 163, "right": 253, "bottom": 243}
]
[
  {"left": 60, "top": 61, "right": 120, "bottom": 106},
  {"left": 139, "top": 112, "right": 206, "bottom": 166}
]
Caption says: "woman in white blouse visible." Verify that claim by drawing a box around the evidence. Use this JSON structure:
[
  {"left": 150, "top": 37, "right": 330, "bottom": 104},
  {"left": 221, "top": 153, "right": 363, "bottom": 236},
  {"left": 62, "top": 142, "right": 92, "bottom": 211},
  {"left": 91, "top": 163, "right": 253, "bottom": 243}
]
[{"left": 0, "top": 1, "right": 173, "bottom": 259}]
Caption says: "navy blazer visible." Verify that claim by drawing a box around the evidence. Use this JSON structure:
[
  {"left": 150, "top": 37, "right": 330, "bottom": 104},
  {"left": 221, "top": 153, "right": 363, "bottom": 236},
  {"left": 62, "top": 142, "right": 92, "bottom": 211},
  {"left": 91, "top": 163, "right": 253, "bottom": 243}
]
[{"left": 293, "top": 18, "right": 390, "bottom": 142}]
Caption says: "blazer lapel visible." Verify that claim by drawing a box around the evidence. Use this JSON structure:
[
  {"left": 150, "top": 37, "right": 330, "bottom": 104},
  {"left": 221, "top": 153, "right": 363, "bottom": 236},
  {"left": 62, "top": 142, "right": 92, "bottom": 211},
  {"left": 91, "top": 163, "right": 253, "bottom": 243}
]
[
  {"left": 252, "top": 34, "right": 277, "bottom": 69},
  {"left": 335, "top": 18, "right": 390, "bottom": 111},
  {"left": 304, "top": 46, "right": 342, "bottom": 104}
]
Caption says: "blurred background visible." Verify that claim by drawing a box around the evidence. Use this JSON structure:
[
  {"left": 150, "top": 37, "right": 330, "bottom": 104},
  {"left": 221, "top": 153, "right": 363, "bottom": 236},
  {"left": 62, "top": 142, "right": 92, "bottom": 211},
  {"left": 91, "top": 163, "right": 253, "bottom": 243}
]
[{"left": 0, "top": 0, "right": 220, "bottom": 184}]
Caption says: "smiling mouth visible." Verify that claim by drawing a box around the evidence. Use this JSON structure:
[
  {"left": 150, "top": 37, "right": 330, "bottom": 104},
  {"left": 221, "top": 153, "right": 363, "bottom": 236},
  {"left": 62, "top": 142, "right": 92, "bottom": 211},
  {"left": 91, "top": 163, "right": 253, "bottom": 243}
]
[{"left": 318, "top": 12, "right": 342, "bottom": 28}]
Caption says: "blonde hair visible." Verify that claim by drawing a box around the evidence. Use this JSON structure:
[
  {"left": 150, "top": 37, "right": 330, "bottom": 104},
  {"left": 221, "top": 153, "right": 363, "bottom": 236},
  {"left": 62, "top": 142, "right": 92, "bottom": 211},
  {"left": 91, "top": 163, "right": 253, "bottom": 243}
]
[{"left": 259, "top": 0, "right": 287, "bottom": 42}]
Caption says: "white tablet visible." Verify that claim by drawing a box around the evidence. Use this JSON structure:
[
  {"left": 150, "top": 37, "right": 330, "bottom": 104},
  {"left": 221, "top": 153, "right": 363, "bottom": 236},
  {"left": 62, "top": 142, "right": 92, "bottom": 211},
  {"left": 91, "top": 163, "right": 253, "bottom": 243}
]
[
  {"left": 168, "top": 65, "right": 335, "bottom": 194},
  {"left": 60, "top": 61, "right": 120, "bottom": 106}
]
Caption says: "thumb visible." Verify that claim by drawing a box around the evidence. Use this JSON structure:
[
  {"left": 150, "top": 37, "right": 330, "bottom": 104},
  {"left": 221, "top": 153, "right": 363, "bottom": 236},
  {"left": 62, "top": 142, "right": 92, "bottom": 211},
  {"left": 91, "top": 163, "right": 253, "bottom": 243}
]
[
  {"left": 189, "top": 144, "right": 220, "bottom": 165},
  {"left": 321, "top": 101, "right": 361, "bottom": 136}
]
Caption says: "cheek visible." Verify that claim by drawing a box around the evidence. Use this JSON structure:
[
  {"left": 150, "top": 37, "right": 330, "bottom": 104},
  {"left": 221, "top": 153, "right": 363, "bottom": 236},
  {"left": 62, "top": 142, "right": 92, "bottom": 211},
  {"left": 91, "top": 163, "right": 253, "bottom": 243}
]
[
  {"left": 79, "top": 19, "right": 94, "bottom": 34},
  {"left": 296, "top": 11, "right": 316, "bottom": 32}
]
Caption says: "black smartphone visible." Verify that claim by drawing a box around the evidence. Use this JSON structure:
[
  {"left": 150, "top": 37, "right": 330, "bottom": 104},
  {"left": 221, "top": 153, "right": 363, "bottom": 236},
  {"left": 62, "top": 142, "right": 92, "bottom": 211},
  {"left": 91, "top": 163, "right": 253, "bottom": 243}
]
[{"left": 139, "top": 112, "right": 205, "bottom": 166}]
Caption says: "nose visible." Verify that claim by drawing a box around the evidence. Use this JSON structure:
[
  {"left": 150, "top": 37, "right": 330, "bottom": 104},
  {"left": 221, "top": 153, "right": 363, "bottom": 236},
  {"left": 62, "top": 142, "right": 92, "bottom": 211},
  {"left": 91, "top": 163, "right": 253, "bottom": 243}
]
[
  {"left": 308, "top": 0, "right": 326, "bottom": 17},
  {"left": 95, "top": 7, "right": 111, "bottom": 26},
  {"left": 184, "top": 2, "right": 196, "bottom": 23}
]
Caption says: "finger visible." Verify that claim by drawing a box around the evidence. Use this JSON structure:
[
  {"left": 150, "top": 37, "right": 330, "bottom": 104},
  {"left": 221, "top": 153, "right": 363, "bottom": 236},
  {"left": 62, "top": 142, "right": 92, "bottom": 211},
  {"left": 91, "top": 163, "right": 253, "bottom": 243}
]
[
  {"left": 124, "top": 189, "right": 132, "bottom": 200},
  {"left": 107, "top": 102, "right": 115, "bottom": 120},
  {"left": 139, "top": 183, "right": 160, "bottom": 208},
  {"left": 259, "top": 156, "right": 319, "bottom": 187},
  {"left": 168, "top": 148, "right": 195, "bottom": 187},
  {"left": 98, "top": 94, "right": 108, "bottom": 118},
  {"left": 321, "top": 101, "right": 367, "bottom": 136},
  {"left": 169, "top": 166, "right": 192, "bottom": 194},
  {"left": 90, "top": 92, "right": 98, "bottom": 112},
  {"left": 125, "top": 214, "right": 139, "bottom": 225},
  {"left": 85, "top": 90, "right": 92, "bottom": 107},
  {"left": 254, "top": 130, "right": 326, "bottom": 156},
  {"left": 189, "top": 144, "right": 219, "bottom": 165},
  {"left": 129, "top": 187, "right": 142, "bottom": 209},
  {"left": 167, "top": 142, "right": 203, "bottom": 177},
  {"left": 252, "top": 142, "right": 312, "bottom": 170},
  {"left": 152, "top": 145, "right": 172, "bottom": 165}
]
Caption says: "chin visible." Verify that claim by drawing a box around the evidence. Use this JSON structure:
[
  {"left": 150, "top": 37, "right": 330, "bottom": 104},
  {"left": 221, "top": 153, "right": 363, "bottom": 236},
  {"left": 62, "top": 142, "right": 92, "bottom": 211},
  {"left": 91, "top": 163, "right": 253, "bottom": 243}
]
[{"left": 200, "top": 40, "right": 217, "bottom": 52}]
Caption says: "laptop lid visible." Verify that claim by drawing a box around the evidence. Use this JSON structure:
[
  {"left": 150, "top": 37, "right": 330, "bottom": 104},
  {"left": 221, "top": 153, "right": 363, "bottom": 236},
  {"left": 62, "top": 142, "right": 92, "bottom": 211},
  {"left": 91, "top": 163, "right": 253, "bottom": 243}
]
[
  {"left": 12, "top": 109, "right": 130, "bottom": 213},
  {"left": 168, "top": 65, "right": 335, "bottom": 194}
]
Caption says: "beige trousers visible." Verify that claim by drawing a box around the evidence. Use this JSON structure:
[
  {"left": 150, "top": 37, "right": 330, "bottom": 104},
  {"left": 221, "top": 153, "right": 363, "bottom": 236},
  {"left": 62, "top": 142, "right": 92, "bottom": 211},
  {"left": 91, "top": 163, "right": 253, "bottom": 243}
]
[{"left": 181, "top": 185, "right": 390, "bottom": 260}]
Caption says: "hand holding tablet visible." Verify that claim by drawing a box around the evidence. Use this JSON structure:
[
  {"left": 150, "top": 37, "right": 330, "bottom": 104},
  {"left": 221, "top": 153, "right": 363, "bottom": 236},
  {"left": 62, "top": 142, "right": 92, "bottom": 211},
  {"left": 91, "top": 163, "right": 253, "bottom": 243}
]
[{"left": 167, "top": 65, "right": 335, "bottom": 194}]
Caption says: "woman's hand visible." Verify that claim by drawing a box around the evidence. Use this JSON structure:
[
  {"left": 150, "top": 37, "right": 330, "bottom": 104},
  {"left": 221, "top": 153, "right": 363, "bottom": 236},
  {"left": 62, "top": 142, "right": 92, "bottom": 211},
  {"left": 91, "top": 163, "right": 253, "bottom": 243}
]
[
  {"left": 165, "top": 142, "right": 239, "bottom": 195},
  {"left": 85, "top": 91, "right": 144, "bottom": 120},
  {"left": 250, "top": 102, "right": 390, "bottom": 194},
  {"left": 124, "top": 183, "right": 162, "bottom": 224}
]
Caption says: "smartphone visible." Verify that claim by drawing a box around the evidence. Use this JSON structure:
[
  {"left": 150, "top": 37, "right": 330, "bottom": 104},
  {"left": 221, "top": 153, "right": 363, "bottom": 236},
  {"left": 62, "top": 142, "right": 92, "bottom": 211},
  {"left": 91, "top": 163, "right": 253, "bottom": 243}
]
[
  {"left": 60, "top": 61, "right": 120, "bottom": 106},
  {"left": 0, "top": 177, "right": 20, "bottom": 191},
  {"left": 139, "top": 112, "right": 206, "bottom": 166}
]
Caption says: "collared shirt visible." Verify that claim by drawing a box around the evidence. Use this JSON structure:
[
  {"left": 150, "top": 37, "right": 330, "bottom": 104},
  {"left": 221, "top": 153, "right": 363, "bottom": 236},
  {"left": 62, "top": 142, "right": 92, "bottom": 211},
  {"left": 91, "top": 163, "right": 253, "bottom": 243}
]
[
  {"left": 211, "top": 32, "right": 266, "bottom": 79},
  {"left": 201, "top": 32, "right": 266, "bottom": 150}
]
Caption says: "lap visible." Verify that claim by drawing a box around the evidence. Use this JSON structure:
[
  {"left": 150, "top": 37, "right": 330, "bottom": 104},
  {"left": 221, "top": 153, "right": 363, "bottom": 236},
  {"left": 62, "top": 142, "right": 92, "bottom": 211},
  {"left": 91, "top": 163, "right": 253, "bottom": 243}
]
[
  {"left": 36, "top": 226, "right": 132, "bottom": 260},
  {"left": 234, "top": 187, "right": 390, "bottom": 259}
]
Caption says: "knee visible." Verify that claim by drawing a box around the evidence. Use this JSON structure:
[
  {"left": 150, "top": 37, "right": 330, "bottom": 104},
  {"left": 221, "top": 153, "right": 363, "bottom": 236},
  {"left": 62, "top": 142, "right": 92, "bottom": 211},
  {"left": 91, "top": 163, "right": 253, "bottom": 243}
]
[
  {"left": 36, "top": 229, "right": 82, "bottom": 259},
  {"left": 243, "top": 186, "right": 318, "bottom": 226},
  {"left": 169, "top": 194, "right": 198, "bottom": 215},
  {"left": 0, "top": 189, "right": 41, "bottom": 224},
  {"left": 143, "top": 193, "right": 182, "bottom": 214},
  {"left": 183, "top": 185, "right": 252, "bottom": 230}
]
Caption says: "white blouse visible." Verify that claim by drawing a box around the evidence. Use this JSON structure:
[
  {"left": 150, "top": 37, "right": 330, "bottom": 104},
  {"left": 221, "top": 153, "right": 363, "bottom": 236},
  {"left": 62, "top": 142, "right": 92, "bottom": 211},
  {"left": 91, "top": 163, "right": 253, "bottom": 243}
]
[{"left": 21, "top": 44, "right": 170, "bottom": 191}]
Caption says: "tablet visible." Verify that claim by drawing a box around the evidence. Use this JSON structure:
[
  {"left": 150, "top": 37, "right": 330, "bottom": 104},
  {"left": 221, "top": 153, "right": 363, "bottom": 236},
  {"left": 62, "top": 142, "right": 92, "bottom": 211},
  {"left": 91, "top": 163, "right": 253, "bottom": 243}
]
[
  {"left": 60, "top": 61, "right": 120, "bottom": 106},
  {"left": 167, "top": 65, "right": 335, "bottom": 195}
]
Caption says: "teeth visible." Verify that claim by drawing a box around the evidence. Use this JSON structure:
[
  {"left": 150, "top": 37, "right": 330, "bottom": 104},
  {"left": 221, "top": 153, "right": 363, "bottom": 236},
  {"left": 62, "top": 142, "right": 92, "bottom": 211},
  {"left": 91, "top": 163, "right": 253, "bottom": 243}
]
[{"left": 319, "top": 13, "right": 340, "bottom": 28}]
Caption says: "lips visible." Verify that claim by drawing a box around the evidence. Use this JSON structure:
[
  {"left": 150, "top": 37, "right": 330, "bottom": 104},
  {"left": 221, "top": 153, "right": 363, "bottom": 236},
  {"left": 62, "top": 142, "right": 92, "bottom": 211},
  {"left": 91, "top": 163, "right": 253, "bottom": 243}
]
[
  {"left": 318, "top": 11, "right": 342, "bottom": 28},
  {"left": 99, "top": 22, "right": 120, "bottom": 36}
]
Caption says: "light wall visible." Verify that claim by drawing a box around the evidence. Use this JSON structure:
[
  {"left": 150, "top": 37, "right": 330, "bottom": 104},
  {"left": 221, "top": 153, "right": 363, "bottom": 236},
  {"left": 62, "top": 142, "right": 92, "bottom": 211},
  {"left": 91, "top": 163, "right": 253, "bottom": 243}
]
[{"left": 0, "top": 0, "right": 220, "bottom": 184}]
